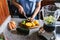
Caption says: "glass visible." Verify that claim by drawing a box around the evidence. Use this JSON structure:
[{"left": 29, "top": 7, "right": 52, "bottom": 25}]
[
  {"left": 55, "top": 9, "right": 60, "bottom": 21},
  {"left": 41, "top": 5, "right": 57, "bottom": 32},
  {"left": 42, "top": 5, "right": 57, "bottom": 20}
]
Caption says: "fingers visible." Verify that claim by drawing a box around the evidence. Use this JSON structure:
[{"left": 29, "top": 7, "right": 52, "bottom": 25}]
[
  {"left": 18, "top": 8, "right": 23, "bottom": 14},
  {"left": 30, "top": 17, "right": 34, "bottom": 22},
  {"left": 18, "top": 6, "right": 27, "bottom": 18},
  {"left": 27, "top": 17, "right": 34, "bottom": 22},
  {"left": 18, "top": 6, "right": 24, "bottom": 14},
  {"left": 18, "top": 9, "right": 25, "bottom": 15}
]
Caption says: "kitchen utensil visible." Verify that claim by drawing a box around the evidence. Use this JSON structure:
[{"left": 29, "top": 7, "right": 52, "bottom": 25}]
[{"left": 24, "top": 12, "right": 28, "bottom": 19}]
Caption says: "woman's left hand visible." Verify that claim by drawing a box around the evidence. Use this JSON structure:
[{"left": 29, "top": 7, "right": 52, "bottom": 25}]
[
  {"left": 30, "top": 17, "right": 34, "bottom": 22},
  {"left": 27, "top": 17, "right": 34, "bottom": 22}
]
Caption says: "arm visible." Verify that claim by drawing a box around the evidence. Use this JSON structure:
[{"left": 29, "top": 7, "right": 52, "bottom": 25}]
[
  {"left": 12, "top": 0, "right": 26, "bottom": 15},
  {"left": 12, "top": 0, "right": 21, "bottom": 9},
  {"left": 31, "top": 1, "right": 41, "bottom": 19}
]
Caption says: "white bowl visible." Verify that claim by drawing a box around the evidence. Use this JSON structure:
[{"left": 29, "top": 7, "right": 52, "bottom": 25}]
[{"left": 55, "top": 3, "right": 60, "bottom": 8}]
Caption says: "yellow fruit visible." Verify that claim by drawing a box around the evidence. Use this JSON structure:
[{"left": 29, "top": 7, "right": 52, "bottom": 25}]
[
  {"left": 31, "top": 22, "right": 35, "bottom": 27},
  {"left": 33, "top": 20, "right": 39, "bottom": 25},
  {"left": 26, "top": 22, "right": 32, "bottom": 27}
]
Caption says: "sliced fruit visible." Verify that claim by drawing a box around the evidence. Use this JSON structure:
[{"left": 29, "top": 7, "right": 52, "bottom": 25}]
[
  {"left": 26, "top": 22, "right": 32, "bottom": 28},
  {"left": 31, "top": 22, "right": 35, "bottom": 27},
  {"left": 33, "top": 20, "right": 39, "bottom": 25}
]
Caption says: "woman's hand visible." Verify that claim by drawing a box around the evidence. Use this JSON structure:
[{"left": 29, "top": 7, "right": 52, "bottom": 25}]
[
  {"left": 18, "top": 6, "right": 26, "bottom": 16},
  {"left": 27, "top": 17, "right": 34, "bottom": 22},
  {"left": 30, "top": 18, "right": 34, "bottom": 22}
]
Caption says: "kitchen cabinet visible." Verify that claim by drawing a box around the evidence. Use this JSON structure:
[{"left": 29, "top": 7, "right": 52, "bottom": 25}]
[
  {"left": 41, "top": 0, "right": 55, "bottom": 7},
  {"left": 0, "top": 0, "right": 10, "bottom": 25}
]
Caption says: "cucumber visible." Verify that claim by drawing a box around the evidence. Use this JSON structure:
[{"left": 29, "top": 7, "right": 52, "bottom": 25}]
[{"left": 16, "top": 27, "right": 29, "bottom": 35}]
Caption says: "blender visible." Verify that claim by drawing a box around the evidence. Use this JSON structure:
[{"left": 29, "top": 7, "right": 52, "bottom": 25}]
[{"left": 38, "top": 5, "right": 57, "bottom": 40}]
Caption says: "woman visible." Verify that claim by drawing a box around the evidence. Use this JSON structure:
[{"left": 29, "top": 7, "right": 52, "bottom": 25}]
[{"left": 12, "top": 0, "right": 42, "bottom": 20}]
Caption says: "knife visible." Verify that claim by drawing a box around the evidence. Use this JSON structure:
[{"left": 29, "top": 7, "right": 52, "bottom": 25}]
[{"left": 24, "top": 12, "right": 28, "bottom": 19}]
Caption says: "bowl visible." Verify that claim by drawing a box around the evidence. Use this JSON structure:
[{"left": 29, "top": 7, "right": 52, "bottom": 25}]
[{"left": 55, "top": 3, "right": 60, "bottom": 8}]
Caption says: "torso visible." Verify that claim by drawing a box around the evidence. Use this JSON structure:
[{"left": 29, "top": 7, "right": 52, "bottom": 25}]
[{"left": 19, "top": 0, "right": 37, "bottom": 15}]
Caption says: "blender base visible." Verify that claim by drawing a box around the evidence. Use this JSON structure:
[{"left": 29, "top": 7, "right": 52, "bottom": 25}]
[{"left": 38, "top": 27, "right": 56, "bottom": 40}]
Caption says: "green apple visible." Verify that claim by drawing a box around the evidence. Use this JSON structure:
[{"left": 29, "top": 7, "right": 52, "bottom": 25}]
[{"left": 22, "top": 20, "right": 26, "bottom": 25}]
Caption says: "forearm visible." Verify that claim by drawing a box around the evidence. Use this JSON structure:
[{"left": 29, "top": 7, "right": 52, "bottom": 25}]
[
  {"left": 32, "top": 6, "right": 41, "bottom": 19},
  {"left": 12, "top": 0, "right": 22, "bottom": 9},
  {"left": 32, "top": 2, "right": 41, "bottom": 19}
]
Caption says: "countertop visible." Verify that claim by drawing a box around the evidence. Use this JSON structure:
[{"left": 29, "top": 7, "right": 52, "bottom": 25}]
[
  {"left": 3, "top": 18, "right": 60, "bottom": 40},
  {"left": 3, "top": 18, "right": 44, "bottom": 40}
]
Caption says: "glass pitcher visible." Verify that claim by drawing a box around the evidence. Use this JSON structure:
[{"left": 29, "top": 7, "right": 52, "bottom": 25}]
[
  {"left": 41, "top": 5, "right": 57, "bottom": 20},
  {"left": 41, "top": 5, "right": 58, "bottom": 32}
]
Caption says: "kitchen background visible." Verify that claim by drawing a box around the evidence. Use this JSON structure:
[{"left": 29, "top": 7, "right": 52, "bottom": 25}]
[
  {"left": 0, "top": 0, "right": 60, "bottom": 40},
  {"left": 0, "top": 0, "right": 60, "bottom": 27},
  {"left": 8, "top": 0, "right": 60, "bottom": 18}
]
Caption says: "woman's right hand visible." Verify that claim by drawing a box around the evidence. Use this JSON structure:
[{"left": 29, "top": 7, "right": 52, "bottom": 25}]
[{"left": 18, "top": 5, "right": 25, "bottom": 16}]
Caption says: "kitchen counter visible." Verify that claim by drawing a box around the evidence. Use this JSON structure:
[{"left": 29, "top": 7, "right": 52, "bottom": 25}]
[
  {"left": 3, "top": 18, "right": 44, "bottom": 40},
  {"left": 3, "top": 18, "right": 60, "bottom": 40},
  {"left": 2, "top": 17, "right": 60, "bottom": 40}
]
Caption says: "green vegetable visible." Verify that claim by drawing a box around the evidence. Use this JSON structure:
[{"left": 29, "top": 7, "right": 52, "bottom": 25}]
[
  {"left": 16, "top": 27, "right": 29, "bottom": 35},
  {"left": 44, "top": 15, "right": 56, "bottom": 24},
  {"left": 22, "top": 20, "right": 26, "bottom": 25}
]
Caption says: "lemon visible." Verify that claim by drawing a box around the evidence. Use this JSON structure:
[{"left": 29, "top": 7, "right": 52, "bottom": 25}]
[
  {"left": 33, "top": 20, "right": 39, "bottom": 25},
  {"left": 26, "top": 22, "right": 32, "bottom": 27},
  {"left": 31, "top": 22, "right": 35, "bottom": 27}
]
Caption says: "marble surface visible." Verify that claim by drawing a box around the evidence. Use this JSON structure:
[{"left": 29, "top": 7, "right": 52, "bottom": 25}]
[
  {"left": 4, "top": 28, "right": 42, "bottom": 40},
  {"left": 3, "top": 18, "right": 44, "bottom": 40},
  {"left": 0, "top": 16, "right": 11, "bottom": 34},
  {"left": 3, "top": 18, "right": 60, "bottom": 40}
]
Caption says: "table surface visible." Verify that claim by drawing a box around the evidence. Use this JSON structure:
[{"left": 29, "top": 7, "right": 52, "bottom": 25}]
[
  {"left": 3, "top": 18, "right": 60, "bottom": 40},
  {"left": 3, "top": 18, "right": 44, "bottom": 40}
]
